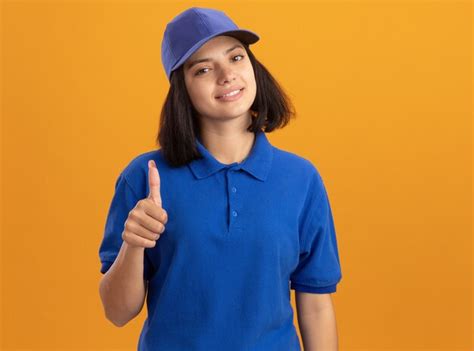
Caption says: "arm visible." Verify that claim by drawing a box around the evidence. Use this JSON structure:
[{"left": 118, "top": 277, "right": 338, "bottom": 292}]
[
  {"left": 99, "top": 241, "right": 148, "bottom": 327},
  {"left": 295, "top": 291, "right": 339, "bottom": 351}
]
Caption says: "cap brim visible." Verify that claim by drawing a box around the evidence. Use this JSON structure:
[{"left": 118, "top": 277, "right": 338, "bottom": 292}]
[
  {"left": 220, "top": 29, "right": 260, "bottom": 46},
  {"left": 170, "top": 29, "right": 260, "bottom": 76}
]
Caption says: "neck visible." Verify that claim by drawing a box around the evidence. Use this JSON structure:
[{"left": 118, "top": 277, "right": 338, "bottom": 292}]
[{"left": 199, "top": 126, "right": 256, "bottom": 165}]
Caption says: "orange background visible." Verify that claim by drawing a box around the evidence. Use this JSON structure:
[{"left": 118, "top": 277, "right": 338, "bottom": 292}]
[{"left": 1, "top": 1, "right": 472, "bottom": 350}]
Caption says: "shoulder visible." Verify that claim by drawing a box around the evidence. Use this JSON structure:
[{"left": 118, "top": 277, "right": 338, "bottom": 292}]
[
  {"left": 121, "top": 149, "right": 167, "bottom": 176},
  {"left": 270, "top": 146, "right": 329, "bottom": 213},
  {"left": 271, "top": 145, "right": 323, "bottom": 188},
  {"left": 117, "top": 148, "right": 170, "bottom": 198}
]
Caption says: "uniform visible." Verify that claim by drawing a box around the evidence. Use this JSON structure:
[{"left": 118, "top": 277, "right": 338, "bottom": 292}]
[{"left": 98, "top": 129, "right": 342, "bottom": 350}]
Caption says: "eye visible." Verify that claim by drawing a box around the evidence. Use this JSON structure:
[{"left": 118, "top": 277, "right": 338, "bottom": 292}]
[
  {"left": 194, "top": 55, "right": 245, "bottom": 76},
  {"left": 195, "top": 67, "right": 209, "bottom": 76}
]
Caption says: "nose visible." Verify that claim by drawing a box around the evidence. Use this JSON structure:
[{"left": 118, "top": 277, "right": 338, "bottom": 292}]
[{"left": 217, "top": 65, "right": 236, "bottom": 84}]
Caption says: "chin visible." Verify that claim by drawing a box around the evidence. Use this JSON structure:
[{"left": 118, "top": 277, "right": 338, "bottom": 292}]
[
  {"left": 220, "top": 109, "right": 252, "bottom": 120},
  {"left": 214, "top": 102, "right": 253, "bottom": 115}
]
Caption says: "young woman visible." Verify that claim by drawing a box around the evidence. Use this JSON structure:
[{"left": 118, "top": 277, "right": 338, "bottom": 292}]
[{"left": 99, "top": 7, "right": 342, "bottom": 351}]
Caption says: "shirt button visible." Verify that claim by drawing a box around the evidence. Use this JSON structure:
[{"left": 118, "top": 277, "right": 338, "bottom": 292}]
[
  {"left": 232, "top": 210, "right": 238, "bottom": 217},
  {"left": 231, "top": 187, "right": 237, "bottom": 193}
]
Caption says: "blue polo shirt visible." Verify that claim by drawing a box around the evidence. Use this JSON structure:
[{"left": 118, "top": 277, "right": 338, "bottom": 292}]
[{"left": 98, "top": 130, "right": 342, "bottom": 351}]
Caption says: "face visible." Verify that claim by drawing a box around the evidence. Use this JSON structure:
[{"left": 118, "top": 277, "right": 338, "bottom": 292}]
[{"left": 182, "top": 35, "right": 257, "bottom": 125}]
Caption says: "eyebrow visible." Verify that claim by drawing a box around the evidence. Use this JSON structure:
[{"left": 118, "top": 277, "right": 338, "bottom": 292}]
[{"left": 185, "top": 44, "right": 245, "bottom": 71}]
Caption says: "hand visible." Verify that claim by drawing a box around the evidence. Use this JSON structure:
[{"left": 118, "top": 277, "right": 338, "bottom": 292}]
[{"left": 121, "top": 160, "right": 168, "bottom": 249}]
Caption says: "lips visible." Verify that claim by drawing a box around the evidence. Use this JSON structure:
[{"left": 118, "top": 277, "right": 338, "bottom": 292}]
[{"left": 215, "top": 87, "right": 244, "bottom": 99}]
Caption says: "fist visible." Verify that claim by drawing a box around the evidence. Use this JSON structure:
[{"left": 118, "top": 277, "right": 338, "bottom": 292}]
[{"left": 122, "top": 160, "right": 168, "bottom": 248}]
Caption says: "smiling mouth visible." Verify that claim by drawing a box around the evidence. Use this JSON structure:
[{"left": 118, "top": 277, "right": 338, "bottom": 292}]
[{"left": 216, "top": 88, "right": 244, "bottom": 99}]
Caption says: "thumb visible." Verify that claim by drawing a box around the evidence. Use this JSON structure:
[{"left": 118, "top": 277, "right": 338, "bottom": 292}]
[{"left": 147, "top": 160, "right": 162, "bottom": 206}]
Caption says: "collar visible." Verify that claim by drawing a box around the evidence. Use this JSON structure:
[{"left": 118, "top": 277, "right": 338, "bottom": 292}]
[{"left": 188, "top": 130, "right": 273, "bottom": 181}]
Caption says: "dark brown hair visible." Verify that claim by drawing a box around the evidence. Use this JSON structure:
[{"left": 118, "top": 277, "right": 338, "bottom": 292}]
[{"left": 156, "top": 42, "right": 296, "bottom": 168}]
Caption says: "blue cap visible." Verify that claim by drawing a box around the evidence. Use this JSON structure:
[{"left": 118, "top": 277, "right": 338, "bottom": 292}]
[{"left": 161, "top": 7, "right": 260, "bottom": 81}]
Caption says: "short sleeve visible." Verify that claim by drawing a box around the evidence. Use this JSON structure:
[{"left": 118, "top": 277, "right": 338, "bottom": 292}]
[
  {"left": 290, "top": 172, "right": 342, "bottom": 294},
  {"left": 98, "top": 172, "right": 156, "bottom": 281}
]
